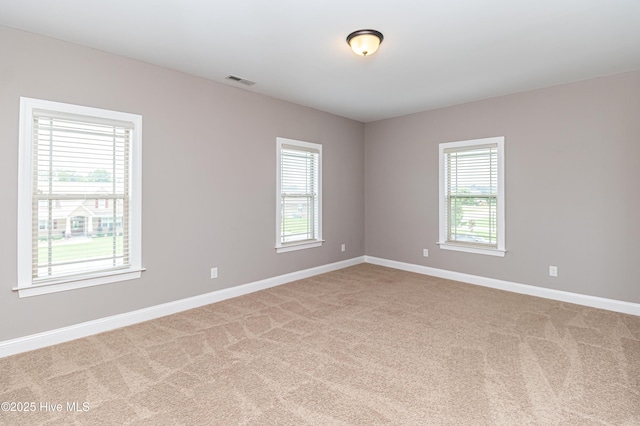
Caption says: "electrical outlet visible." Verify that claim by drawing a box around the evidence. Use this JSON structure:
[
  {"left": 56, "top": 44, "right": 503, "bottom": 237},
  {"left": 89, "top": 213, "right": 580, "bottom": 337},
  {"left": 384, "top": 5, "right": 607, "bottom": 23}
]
[
  {"left": 341, "top": 243, "right": 346, "bottom": 252},
  {"left": 549, "top": 266, "right": 558, "bottom": 277},
  {"left": 423, "top": 249, "right": 429, "bottom": 257},
  {"left": 210, "top": 267, "right": 218, "bottom": 279}
]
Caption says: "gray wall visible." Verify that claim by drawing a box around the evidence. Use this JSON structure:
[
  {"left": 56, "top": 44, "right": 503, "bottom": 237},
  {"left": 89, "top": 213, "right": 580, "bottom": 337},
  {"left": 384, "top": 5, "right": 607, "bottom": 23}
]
[
  {"left": 365, "top": 70, "right": 640, "bottom": 303},
  {"left": 0, "top": 26, "right": 365, "bottom": 341}
]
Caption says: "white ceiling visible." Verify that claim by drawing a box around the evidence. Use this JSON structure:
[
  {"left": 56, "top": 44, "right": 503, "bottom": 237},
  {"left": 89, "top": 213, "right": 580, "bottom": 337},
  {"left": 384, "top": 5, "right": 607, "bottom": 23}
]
[{"left": 1, "top": 0, "right": 639, "bottom": 122}]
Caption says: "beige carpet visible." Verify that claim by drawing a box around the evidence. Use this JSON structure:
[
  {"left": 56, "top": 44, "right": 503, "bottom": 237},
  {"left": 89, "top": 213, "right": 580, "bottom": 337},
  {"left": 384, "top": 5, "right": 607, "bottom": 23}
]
[{"left": 1, "top": 264, "right": 639, "bottom": 425}]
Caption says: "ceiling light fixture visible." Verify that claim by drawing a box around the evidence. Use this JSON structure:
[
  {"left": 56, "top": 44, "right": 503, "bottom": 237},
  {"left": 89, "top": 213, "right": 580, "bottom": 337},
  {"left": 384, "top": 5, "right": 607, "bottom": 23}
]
[{"left": 346, "top": 29, "right": 384, "bottom": 57}]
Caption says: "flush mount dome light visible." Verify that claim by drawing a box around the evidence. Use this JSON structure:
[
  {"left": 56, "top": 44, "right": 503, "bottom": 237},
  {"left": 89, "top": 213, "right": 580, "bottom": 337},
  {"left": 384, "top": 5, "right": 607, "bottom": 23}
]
[{"left": 346, "top": 29, "right": 383, "bottom": 56}]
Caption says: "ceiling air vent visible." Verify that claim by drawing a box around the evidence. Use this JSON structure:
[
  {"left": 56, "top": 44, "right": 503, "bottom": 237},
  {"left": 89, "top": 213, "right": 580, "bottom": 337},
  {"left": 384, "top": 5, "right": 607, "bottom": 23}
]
[{"left": 225, "top": 75, "right": 256, "bottom": 86}]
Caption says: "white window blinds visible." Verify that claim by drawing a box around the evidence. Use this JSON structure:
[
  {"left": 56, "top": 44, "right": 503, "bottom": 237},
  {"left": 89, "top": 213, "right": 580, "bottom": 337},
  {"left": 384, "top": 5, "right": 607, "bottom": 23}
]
[
  {"left": 439, "top": 136, "right": 505, "bottom": 256},
  {"left": 276, "top": 138, "right": 323, "bottom": 252},
  {"left": 31, "top": 111, "right": 133, "bottom": 283},
  {"left": 280, "top": 144, "right": 319, "bottom": 243},
  {"left": 17, "top": 97, "right": 142, "bottom": 297}
]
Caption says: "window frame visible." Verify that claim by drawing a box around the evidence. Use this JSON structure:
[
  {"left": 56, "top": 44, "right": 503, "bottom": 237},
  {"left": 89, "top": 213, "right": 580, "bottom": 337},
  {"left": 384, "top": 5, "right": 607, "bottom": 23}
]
[
  {"left": 438, "top": 136, "right": 506, "bottom": 257},
  {"left": 15, "top": 97, "right": 143, "bottom": 297},
  {"left": 275, "top": 137, "right": 323, "bottom": 254}
]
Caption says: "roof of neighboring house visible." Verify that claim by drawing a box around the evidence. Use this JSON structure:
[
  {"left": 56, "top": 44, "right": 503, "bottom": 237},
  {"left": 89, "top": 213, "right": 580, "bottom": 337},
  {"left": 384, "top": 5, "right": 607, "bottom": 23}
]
[{"left": 37, "top": 182, "right": 123, "bottom": 220}]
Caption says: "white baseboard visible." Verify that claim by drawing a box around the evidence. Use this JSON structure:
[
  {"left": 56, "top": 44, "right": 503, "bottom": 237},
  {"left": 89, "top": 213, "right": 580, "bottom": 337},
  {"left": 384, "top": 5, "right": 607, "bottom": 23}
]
[
  {"left": 365, "top": 256, "right": 640, "bottom": 316},
  {"left": 0, "top": 256, "right": 366, "bottom": 359},
  {"left": 3, "top": 254, "right": 637, "bottom": 359}
]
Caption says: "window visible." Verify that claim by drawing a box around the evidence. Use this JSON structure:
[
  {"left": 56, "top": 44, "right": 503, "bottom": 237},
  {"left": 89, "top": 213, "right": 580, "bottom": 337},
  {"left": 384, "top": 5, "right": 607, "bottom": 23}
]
[
  {"left": 16, "top": 97, "right": 142, "bottom": 297},
  {"left": 438, "top": 136, "right": 505, "bottom": 256},
  {"left": 275, "top": 137, "right": 323, "bottom": 253}
]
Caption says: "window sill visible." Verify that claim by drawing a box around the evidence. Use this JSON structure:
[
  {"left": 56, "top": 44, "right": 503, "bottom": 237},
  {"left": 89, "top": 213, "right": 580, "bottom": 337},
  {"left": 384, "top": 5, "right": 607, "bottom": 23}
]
[
  {"left": 438, "top": 242, "right": 506, "bottom": 257},
  {"left": 276, "top": 240, "right": 324, "bottom": 254},
  {"left": 13, "top": 268, "right": 145, "bottom": 298}
]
